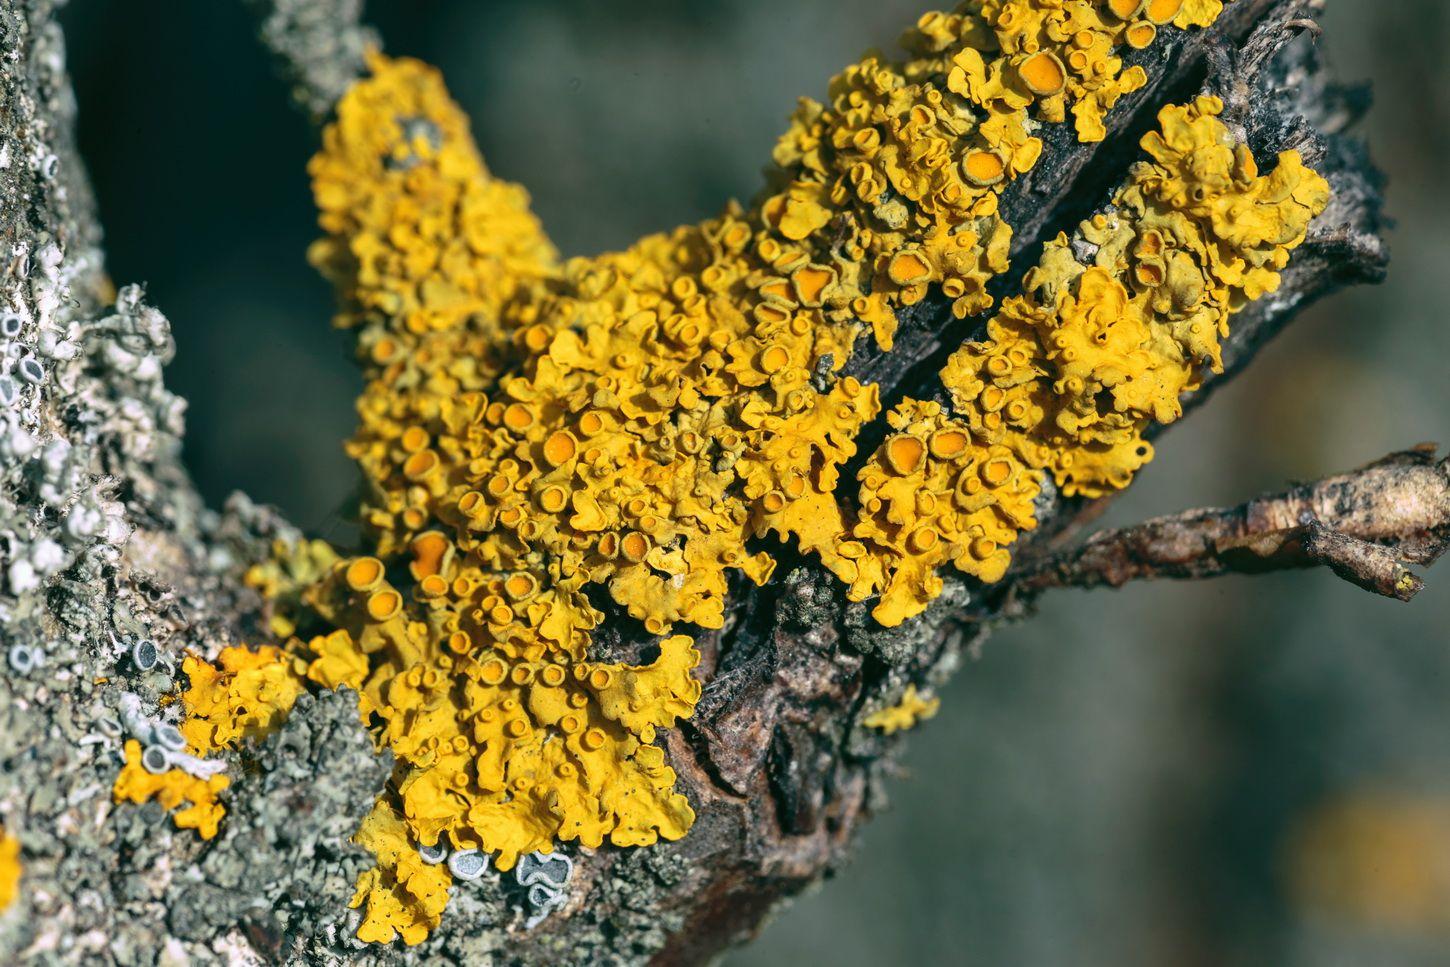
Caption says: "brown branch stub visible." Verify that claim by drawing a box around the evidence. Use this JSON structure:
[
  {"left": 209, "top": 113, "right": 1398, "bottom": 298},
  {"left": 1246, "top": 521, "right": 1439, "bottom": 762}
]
[
  {"left": 1215, "top": 522, "right": 1424, "bottom": 601},
  {"left": 1004, "top": 446, "right": 1450, "bottom": 603}
]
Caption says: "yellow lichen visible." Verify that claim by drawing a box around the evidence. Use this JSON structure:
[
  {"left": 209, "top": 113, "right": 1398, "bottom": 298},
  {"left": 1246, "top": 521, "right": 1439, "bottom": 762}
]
[
  {"left": 948, "top": 94, "right": 1330, "bottom": 499},
  {"left": 294, "top": 549, "right": 703, "bottom": 942},
  {"left": 244, "top": 538, "right": 342, "bottom": 638},
  {"left": 350, "top": 800, "right": 454, "bottom": 945},
  {"left": 317, "top": 2, "right": 1238, "bottom": 659},
  {"left": 109, "top": 644, "right": 306, "bottom": 839},
  {"left": 844, "top": 94, "right": 1329, "bottom": 625},
  {"left": 935, "top": 0, "right": 1225, "bottom": 144},
  {"left": 849, "top": 400, "right": 1036, "bottom": 622},
  {"left": 864, "top": 685, "right": 942, "bottom": 735},
  {"left": 178, "top": 645, "right": 307, "bottom": 756},
  {"left": 0, "top": 828, "right": 19, "bottom": 912},
  {"left": 111, "top": 740, "right": 230, "bottom": 840},
  {"left": 210, "top": 2, "right": 1301, "bottom": 946},
  {"left": 307, "top": 54, "right": 557, "bottom": 344}
]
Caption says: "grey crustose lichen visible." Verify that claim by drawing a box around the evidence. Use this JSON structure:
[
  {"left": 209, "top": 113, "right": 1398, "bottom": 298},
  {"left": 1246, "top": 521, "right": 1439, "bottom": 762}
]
[{"left": 0, "top": 2, "right": 400, "bottom": 963}]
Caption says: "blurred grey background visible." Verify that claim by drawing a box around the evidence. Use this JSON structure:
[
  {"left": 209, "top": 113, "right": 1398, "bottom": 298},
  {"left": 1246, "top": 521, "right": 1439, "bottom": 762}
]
[{"left": 58, "top": 2, "right": 1450, "bottom": 964}]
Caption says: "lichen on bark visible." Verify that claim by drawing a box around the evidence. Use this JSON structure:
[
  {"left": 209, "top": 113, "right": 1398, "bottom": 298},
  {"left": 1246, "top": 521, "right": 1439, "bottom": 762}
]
[{"left": 0, "top": 2, "right": 1436, "bottom": 965}]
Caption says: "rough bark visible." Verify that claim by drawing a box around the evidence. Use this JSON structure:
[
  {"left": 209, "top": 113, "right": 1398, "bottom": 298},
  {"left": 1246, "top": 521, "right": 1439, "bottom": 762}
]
[{"left": 0, "top": 1, "right": 1427, "bottom": 965}]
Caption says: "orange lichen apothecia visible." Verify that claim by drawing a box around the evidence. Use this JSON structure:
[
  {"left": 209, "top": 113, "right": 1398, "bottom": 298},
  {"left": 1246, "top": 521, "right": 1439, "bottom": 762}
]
[
  {"left": 850, "top": 94, "right": 1329, "bottom": 622},
  {"left": 133, "top": 0, "right": 1332, "bottom": 946}
]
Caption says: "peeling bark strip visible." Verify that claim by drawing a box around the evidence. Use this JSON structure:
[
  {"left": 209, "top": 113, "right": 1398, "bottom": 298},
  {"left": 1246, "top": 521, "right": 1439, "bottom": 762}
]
[{"left": 0, "top": 2, "right": 1429, "bottom": 966}]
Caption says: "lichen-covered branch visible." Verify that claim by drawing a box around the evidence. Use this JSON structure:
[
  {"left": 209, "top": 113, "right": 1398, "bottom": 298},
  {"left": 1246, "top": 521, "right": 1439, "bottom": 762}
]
[
  {"left": 629, "top": 6, "right": 1403, "bottom": 962},
  {"left": 1000, "top": 446, "right": 1450, "bottom": 602},
  {"left": 0, "top": 1, "right": 1423, "bottom": 965}
]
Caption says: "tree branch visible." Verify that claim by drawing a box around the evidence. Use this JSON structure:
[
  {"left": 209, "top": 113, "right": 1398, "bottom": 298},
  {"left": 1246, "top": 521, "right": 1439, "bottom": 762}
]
[
  {"left": 245, "top": 0, "right": 376, "bottom": 121},
  {"left": 645, "top": 7, "right": 1404, "bottom": 962},
  {"left": 0, "top": 2, "right": 1420, "bottom": 965},
  {"left": 1000, "top": 447, "right": 1450, "bottom": 603}
]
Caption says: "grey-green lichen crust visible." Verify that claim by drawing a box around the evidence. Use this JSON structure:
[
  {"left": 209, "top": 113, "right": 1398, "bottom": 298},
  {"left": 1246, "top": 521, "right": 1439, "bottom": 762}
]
[{"left": 0, "top": 2, "right": 393, "bottom": 963}]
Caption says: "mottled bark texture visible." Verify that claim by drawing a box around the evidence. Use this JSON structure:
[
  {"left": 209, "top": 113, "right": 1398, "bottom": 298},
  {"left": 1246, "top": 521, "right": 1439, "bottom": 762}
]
[{"left": 0, "top": 1, "right": 1429, "bottom": 965}]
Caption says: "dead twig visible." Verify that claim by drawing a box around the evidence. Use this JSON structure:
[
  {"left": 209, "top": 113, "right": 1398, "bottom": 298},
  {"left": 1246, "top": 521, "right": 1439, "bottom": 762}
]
[{"left": 1003, "top": 446, "right": 1450, "bottom": 602}]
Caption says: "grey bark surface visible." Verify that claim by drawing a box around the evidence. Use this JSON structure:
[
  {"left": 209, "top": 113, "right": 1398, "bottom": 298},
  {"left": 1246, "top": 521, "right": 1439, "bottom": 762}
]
[{"left": 0, "top": 1, "right": 1430, "bottom": 965}]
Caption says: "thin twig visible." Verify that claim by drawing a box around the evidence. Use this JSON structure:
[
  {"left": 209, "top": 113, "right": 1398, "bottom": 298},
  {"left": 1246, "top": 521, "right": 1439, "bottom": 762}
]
[{"left": 1004, "top": 446, "right": 1450, "bottom": 602}]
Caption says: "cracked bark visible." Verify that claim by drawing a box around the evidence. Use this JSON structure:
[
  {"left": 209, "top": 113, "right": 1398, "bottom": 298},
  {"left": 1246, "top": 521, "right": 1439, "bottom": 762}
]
[{"left": 0, "top": 1, "right": 1428, "bottom": 965}]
